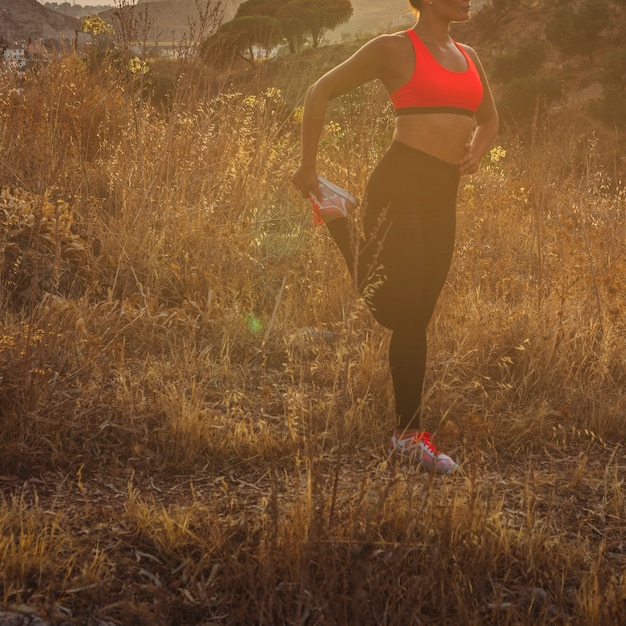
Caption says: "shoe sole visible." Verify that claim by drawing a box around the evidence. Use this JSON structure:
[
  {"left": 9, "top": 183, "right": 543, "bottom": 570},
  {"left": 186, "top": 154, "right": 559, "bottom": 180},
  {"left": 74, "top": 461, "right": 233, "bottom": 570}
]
[
  {"left": 388, "top": 444, "right": 459, "bottom": 474},
  {"left": 317, "top": 176, "right": 358, "bottom": 208}
]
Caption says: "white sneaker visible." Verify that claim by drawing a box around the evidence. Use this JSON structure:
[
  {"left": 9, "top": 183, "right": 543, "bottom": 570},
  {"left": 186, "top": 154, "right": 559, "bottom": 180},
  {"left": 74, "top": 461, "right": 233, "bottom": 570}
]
[
  {"left": 388, "top": 431, "right": 459, "bottom": 474},
  {"left": 309, "top": 176, "right": 358, "bottom": 224}
]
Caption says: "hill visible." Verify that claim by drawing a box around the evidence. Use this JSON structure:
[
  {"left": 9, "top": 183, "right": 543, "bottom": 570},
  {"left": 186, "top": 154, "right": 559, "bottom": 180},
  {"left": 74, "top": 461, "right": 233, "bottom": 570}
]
[
  {"left": 93, "top": 0, "right": 417, "bottom": 44},
  {"left": 5, "top": 1, "right": 491, "bottom": 47},
  {"left": 96, "top": 0, "right": 241, "bottom": 42},
  {"left": 0, "top": 0, "right": 79, "bottom": 42},
  {"left": 93, "top": 0, "right": 487, "bottom": 43}
]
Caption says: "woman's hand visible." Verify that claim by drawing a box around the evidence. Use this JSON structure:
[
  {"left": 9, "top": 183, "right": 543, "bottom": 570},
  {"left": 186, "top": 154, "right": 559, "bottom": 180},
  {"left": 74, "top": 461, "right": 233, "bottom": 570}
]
[
  {"left": 459, "top": 142, "right": 482, "bottom": 176},
  {"left": 292, "top": 165, "right": 321, "bottom": 200}
]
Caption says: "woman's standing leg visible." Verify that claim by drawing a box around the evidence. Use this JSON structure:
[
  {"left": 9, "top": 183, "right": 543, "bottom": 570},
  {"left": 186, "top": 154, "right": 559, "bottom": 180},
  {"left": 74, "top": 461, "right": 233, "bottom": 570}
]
[
  {"left": 385, "top": 209, "right": 456, "bottom": 432},
  {"left": 359, "top": 144, "right": 460, "bottom": 472}
]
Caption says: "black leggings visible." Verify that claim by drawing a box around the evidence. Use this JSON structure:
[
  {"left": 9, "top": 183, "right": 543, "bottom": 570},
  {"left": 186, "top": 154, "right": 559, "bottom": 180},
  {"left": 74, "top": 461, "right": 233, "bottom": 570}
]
[{"left": 327, "top": 142, "right": 459, "bottom": 431}]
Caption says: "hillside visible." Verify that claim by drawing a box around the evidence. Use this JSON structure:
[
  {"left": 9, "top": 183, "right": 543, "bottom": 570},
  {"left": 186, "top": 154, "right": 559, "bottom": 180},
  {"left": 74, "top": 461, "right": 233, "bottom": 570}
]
[
  {"left": 0, "top": 0, "right": 79, "bottom": 42},
  {"left": 42, "top": 3, "right": 115, "bottom": 19},
  {"left": 92, "top": 0, "right": 487, "bottom": 43},
  {"left": 9, "top": 0, "right": 489, "bottom": 46},
  {"left": 92, "top": 0, "right": 414, "bottom": 44},
  {"left": 96, "top": 0, "right": 241, "bottom": 42}
]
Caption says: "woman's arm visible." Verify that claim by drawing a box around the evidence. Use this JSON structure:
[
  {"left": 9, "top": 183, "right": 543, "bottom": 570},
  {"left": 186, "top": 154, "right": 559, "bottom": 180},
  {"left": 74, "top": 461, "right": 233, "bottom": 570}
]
[
  {"left": 292, "top": 36, "right": 396, "bottom": 198},
  {"left": 459, "top": 46, "right": 499, "bottom": 176}
]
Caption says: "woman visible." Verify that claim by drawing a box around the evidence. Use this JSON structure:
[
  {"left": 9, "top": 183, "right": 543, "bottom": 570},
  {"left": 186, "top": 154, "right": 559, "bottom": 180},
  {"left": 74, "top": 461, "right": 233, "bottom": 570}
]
[{"left": 292, "top": 0, "right": 499, "bottom": 473}]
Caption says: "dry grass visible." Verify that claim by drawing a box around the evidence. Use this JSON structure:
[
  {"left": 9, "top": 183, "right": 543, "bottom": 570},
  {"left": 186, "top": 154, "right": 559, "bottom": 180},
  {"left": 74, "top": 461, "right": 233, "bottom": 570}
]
[{"left": 0, "top": 40, "right": 624, "bottom": 626}]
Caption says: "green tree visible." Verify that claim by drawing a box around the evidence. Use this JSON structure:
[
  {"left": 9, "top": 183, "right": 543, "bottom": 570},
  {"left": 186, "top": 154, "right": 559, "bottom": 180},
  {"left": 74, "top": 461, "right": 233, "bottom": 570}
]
[
  {"left": 276, "top": 0, "right": 352, "bottom": 49},
  {"left": 208, "top": 0, "right": 353, "bottom": 60},
  {"left": 276, "top": 11, "right": 306, "bottom": 53},
  {"left": 235, "top": 0, "right": 286, "bottom": 17},
  {"left": 209, "top": 15, "right": 282, "bottom": 67},
  {"left": 492, "top": 38, "right": 547, "bottom": 83},
  {"left": 235, "top": 0, "right": 304, "bottom": 53},
  {"left": 546, "top": 0, "right": 609, "bottom": 60}
]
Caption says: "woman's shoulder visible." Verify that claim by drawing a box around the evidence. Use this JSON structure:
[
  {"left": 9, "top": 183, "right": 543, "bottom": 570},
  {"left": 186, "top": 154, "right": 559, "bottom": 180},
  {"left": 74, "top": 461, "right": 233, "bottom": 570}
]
[
  {"left": 356, "top": 30, "right": 413, "bottom": 65},
  {"left": 369, "top": 30, "right": 412, "bottom": 52}
]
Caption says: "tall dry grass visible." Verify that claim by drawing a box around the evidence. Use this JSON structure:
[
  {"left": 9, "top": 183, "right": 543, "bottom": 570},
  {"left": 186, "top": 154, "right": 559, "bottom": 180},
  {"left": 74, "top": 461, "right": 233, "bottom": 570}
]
[{"left": 0, "top": 39, "right": 624, "bottom": 625}]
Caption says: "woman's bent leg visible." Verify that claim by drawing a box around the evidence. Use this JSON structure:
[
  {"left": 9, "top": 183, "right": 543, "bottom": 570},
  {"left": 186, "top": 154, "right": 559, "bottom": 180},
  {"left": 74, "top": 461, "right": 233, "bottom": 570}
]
[{"left": 325, "top": 218, "right": 356, "bottom": 276}]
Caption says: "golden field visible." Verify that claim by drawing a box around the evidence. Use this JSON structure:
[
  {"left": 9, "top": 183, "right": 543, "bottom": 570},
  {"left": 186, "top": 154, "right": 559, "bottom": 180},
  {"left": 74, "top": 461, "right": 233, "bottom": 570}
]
[{"left": 0, "top": 28, "right": 625, "bottom": 626}]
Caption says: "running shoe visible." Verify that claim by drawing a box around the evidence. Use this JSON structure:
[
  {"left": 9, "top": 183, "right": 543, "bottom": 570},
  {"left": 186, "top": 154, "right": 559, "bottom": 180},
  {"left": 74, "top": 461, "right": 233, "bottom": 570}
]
[
  {"left": 388, "top": 431, "right": 459, "bottom": 474},
  {"left": 309, "top": 176, "right": 358, "bottom": 225}
]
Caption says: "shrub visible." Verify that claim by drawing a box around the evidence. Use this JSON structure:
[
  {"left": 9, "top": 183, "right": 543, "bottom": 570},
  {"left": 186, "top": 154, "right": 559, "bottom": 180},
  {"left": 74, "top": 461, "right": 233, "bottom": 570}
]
[
  {"left": 470, "top": 4, "right": 499, "bottom": 39},
  {"left": 499, "top": 74, "right": 563, "bottom": 125},
  {"left": 590, "top": 48, "right": 626, "bottom": 127},
  {"left": 545, "top": 0, "right": 609, "bottom": 60},
  {"left": 0, "top": 187, "right": 92, "bottom": 309},
  {"left": 492, "top": 38, "right": 548, "bottom": 84}
]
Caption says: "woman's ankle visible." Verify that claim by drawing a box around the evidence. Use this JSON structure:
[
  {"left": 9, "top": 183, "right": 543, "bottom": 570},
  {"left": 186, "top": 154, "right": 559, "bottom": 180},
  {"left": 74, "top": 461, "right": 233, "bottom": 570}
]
[{"left": 394, "top": 427, "right": 420, "bottom": 439}]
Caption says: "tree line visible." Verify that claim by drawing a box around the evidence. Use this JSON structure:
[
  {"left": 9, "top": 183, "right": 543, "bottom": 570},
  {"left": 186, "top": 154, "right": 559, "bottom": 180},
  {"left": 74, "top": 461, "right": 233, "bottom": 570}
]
[{"left": 203, "top": 0, "right": 353, "bottom": 66}]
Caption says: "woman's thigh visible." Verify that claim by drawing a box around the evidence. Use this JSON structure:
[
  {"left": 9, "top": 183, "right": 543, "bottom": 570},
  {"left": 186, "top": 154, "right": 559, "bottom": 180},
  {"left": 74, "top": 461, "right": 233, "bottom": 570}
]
[{"left": 358, "top": 143, "right": 459, "bottom": 330}]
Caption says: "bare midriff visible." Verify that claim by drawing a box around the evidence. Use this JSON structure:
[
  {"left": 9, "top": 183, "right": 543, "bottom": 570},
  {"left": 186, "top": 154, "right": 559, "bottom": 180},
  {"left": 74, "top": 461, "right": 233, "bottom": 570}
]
[{"left": 393, "top": 113, "right": 476, "bottom": 165}]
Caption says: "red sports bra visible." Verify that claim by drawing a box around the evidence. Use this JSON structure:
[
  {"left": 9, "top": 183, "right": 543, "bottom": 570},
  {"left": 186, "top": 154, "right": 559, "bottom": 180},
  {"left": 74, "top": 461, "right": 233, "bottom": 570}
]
[{"left": 390, "top": 29, "right": 483, "bottom": 118}]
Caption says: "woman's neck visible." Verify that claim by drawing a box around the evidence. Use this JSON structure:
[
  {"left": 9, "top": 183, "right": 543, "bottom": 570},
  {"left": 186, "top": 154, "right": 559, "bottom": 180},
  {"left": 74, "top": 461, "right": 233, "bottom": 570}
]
[{"left": 413, "top": 15, "right": 452, "bottom": 46}]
